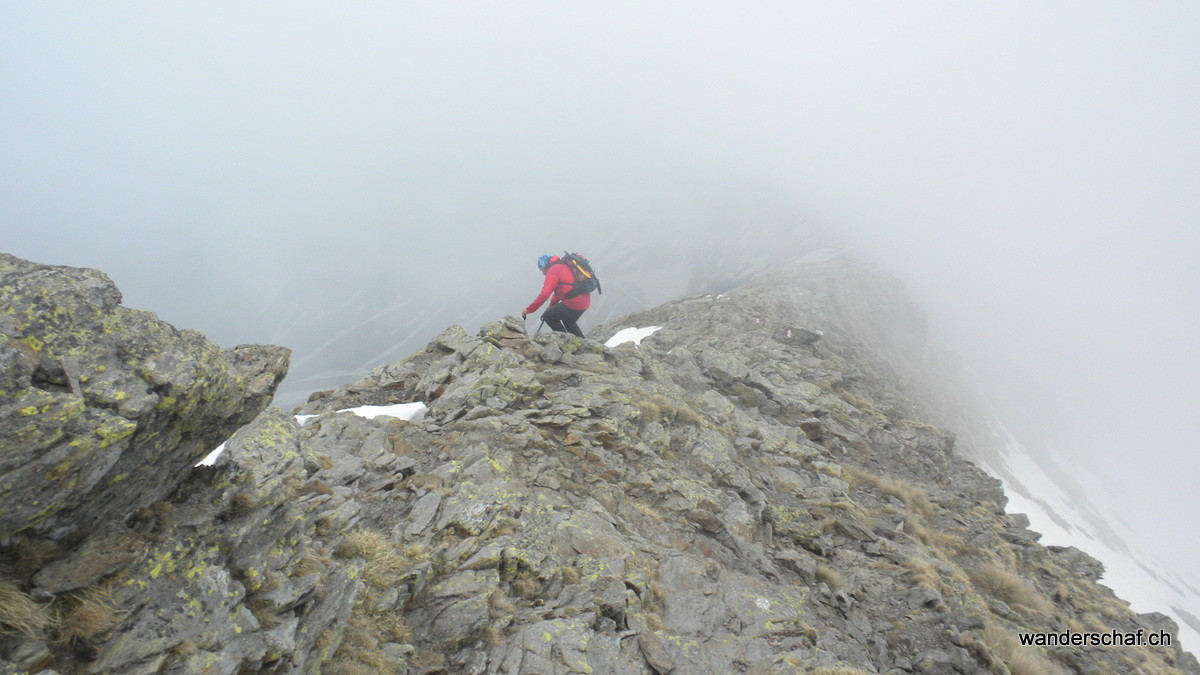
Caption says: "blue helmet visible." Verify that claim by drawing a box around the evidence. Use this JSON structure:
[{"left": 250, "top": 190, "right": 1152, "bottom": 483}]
[{"left": 537, "top": 254, "right": 553, "bottom": 270}]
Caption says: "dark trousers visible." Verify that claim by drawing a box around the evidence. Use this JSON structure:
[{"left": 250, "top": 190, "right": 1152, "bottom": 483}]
[{"left": 542, "top": 304, "right": 586, "bottom": 338}]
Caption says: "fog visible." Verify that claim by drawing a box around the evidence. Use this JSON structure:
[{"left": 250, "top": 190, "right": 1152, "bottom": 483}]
[{"left": 4, "top": 4, "right": 1198, "bottom": 592}]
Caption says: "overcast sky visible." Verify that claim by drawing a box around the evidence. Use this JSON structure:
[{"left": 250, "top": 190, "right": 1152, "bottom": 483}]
[{"left": 3, "top": 3, "right": 1197, "bottom": 578}]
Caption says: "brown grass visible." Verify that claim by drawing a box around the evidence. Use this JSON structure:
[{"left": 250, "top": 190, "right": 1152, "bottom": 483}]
[
  {"left": 815, "top": 564, "right": 844, "bottom": 592},
  {"left": 559, "top": 566, "right": 581, "bottom": 585},
  {"left": 969, "top": 565, "right": 1054, "bottom": 614},
  {"left": 170, "top": 638, "right": 197, "bottom": 658},
  {"left": 846, "top": 468, "right": 935, "bottom": 517},
  {"left": 56, "top": 586, "right": 121, "bottom": 644},
  {"left": 512, "top": 576, "right": 540, "bottom": 599},
  {"left": 301, "top": 479, "right": 334, "bottom": 496},
  {"left": 488, "top": 589, "right": 517, "bottom": 617},
  {"left": 334, "top": 529, "right": 391, "bottom": 560},
  {"left": 333, "top": 529, "right": 415, "bottom": 592},
  {"left": 293, "top": 550, "right": 327, "bottom": 578},
  {"left": 230, "top": 492, "right": 258, "bottom": 516},
  {"left": 326, "top": 611, "right": 398, "bottom": 675},
  {"left": 904, "top": 520, "right": 964, "bottom": 558},
  {"left": 904, "top": 558, "right": 943, "bottom": 593},
  {"left": 633, "top": 502, "right": 665, "bottom": 522},
  {"left": 632, "top": 392, "right": 704, "bottom": 426},
  {"left": 975, "top": 621, "right": 1065, "bottom": 675},
  {"left": 838, "top": 390, "right": 875, "bottom": 411},
  {"left": 0, "top": 579, "right": 51, "bottom": 638}
]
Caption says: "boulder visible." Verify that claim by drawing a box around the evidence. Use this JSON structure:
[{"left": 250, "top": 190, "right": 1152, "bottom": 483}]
[{"left": 0, "top": 253, "right": 288, "bottom": 538}]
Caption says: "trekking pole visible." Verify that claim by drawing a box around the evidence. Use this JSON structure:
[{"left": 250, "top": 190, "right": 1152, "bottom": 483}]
[{"left": 536, "top": 320, "right": 545, "bottom": 335}]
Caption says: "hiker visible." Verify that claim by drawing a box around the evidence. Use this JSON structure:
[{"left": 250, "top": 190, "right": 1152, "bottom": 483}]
[{"left": 522, "top": 253, "right": 595, "bottom": 338}]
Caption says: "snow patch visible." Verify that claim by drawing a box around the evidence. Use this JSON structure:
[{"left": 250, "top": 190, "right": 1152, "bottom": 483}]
[
  {"left": 196, "top": 443, "right": 226, "bottom": 467},
  {"left": 985, "top": 424, "right": 1200, "bottom": 655},
  {"left": 338, "top": 403, "right": 427, "bottom": 422},
  {"left": 197, "top": 403, "right": 428, "bottom": 467},
  {"left": 605, "top": 326, "right": 663, "bottom": 349}
]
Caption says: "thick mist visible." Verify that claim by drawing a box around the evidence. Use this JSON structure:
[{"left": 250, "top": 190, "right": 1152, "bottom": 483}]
[{"left": 4, "top": 3, "right": 1198, "bottom": 594}]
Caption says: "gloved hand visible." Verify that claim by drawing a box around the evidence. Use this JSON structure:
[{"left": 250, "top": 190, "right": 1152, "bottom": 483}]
[{"left": 521, "top": 310, "right": 528, "bottom": 319}]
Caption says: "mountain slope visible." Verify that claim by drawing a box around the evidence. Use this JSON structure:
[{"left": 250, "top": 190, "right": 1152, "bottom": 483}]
[{"left": 1, "top": 253, "right": 1195, "bottom": 673}]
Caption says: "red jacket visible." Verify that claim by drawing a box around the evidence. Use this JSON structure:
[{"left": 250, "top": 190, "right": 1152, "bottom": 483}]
[{"left": 525, "top": 257, "right": 591, "bottom": 314}]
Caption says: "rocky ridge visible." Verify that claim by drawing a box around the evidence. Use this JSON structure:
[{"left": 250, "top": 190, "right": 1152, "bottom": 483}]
[{"left": 1, "top": 253, "right": 1196, "bottom": 673}]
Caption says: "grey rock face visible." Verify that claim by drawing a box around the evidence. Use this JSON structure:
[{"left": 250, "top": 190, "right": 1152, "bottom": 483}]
[
  {"left": 2, "top": 255, "right": 1195, "bottom": 674},
  {"left": 0, "top": 253, "right": 289, "bottom": 540}
]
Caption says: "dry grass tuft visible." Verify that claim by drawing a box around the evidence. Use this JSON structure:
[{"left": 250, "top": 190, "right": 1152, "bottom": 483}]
[
  {"left": 230, "top": 492, "right": 258, "bottom": 516},
  {"left": 646, "top": 582, "right": 666, "bottom": 612},
  {"left": 846, "top": 468, "right": 935, "bottom": 517},
  {"left": 838, "top": 390, "right": 875, "bottom": 412},
  {"left": 904, "top": 520, "right": 964, "bottom": 558},
  {"left": 333, "top": 529, "right": 414, "bottom": 591},
  {"left": 632, "top": 392, "right": 704, "bottom": 426},
  {"left": 334, "top": 529, "right": 392, "bottom": 560},
  {"left": 512, "top": 576, "right": 540, "bottom": 600},
  {"left": 402, "top": 543, "right": 429, "bottom": 564},
  {"left": 363, "top": 550, "right": 408, "bottom": 590},
  {"left": 815, "top": 564, "right": 844, "bottom": 592},
  {"left": 488, "top": 589, "right": 517, "bottom": 616},
  {"left": 673, "top": 404, "right": 705, "bottom": 426},
  {"left": 301, "top": 479, "right": 334, "bottom": 497},
  {"left": 970, "top": 565, "right": 1054, "bottom": 614},
  {"left": 975, "top": 621, "right": 1065, "bottom": 675},
  {"left": 484, "top": 516, "right": 521, "bottom": 539},
  {"left": 877, "top": 479, "right": 934, "bottom": 517},
  {"left": 559, "top": 566, "right": 581, "bottom": 585},
  {"left": 326, "top": 576, "right": 413, "bottom": 674},
  {"left": 170, "top": 638, "right": 197, "bottom": 658},
  {"left": 56, "top": 586, "right": 121, "bottom": 644},
  {"left": 904, "top": 558, "right": 943, "bottom": 593},
  {"left": 633, "top": 502, "right": 665, "bottom": 522},
  {"left": 293, "top": 551, "right": 327, "bottom": 578},
  {"left": 0, "top": 579, "right": 52, "bottom": 638},
  {"left": 633, "top": 393, "right": 669, "bottom": 423}
]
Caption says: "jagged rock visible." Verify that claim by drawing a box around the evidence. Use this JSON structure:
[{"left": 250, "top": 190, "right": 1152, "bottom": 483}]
[
  {"left": 1048, "top": 544, "right": 1106, "bottom": 581},
  {"left": 0, "top": 253, "right": 288, "bottom": 540}
]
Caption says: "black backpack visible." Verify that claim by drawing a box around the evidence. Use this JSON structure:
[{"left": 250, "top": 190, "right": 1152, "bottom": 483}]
[{"left": 557, "top": 252, "right": 602, "bottom": 299}]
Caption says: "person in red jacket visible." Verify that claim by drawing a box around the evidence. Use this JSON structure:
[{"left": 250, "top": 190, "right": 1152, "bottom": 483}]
[{"left": 522, "top": 254, "right": 591, "bottom": 337}]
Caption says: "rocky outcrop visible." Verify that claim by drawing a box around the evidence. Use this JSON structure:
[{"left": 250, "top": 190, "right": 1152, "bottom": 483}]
[
  {"left": 0, "top": 254, "right": 289, "bottom": 540},
  {"left": 1, "top": 254, "right": 1196, "bottom": 674}
]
